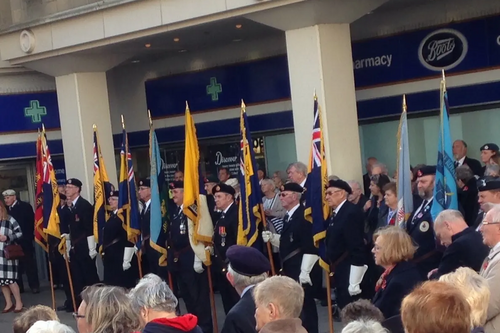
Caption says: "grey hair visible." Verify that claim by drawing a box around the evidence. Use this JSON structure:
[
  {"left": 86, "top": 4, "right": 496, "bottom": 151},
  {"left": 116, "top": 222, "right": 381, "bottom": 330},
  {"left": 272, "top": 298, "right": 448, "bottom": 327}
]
[
  {"left": 261, "top": 178, "right": 275, "bottom": 189},
  {"left": 434, "top": 209, "right": 465, "bottom": 228},
  {"left": 286, "top": 162, "right": 308, "bottom": 177},
  {"left": 372, "top": 163, "right": 388, "bottom": 174},
  {"left": 329, "top": 175, "right": 340, "bottom": 181},
  {"left": 27, "top": 321, "right": 75, "bottom": 333},
  {"left": 485, "top": 164, "right": 500, "bottom": 177},
  {"left": 341, "top": 320, "right": 388, "bottom": 333},
  {"left": 227, "top": 264, "right": 268, "bottom": 289},
  {"left": 485, "top": 204, "right": 500, "bottom": 224},
  {"left": 128, "top": 273, "right": 178, "bottom": 313},
  {"left": 456, "top": 165, "right": 474, "bottom": 182},
  {"left": 482, "top": 202, "right": 500, "bottom": 214},
  {"left": 348, "top": 180, "right": 362, "bottom": 191}
]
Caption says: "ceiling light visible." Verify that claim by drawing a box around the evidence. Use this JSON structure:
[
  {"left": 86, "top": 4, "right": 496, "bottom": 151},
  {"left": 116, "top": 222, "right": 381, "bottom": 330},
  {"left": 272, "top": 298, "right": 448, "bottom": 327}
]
[
  {"left": 145, "top": 43, "right": 151, "bottom": 48},
  {"left": 236, "top": 24, "right": 242, "bottom": 29},
  {"left": 131, "top": 60, "right": 140, "bottom": 63},
  {"left": 173, "top": 37, "right": 180, "bottom": 42},
  {"left": 178, "top": 49, "right": 187, "bottom": 53},
  {"left": 233, "top": 38, "right": 243, "bottom": 42}
]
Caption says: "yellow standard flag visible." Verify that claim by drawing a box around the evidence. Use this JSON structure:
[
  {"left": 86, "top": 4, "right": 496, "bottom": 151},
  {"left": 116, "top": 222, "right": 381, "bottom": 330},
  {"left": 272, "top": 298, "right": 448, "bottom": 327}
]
[{"left": 183, "top": 102, "right": 214, "bottom": 265}]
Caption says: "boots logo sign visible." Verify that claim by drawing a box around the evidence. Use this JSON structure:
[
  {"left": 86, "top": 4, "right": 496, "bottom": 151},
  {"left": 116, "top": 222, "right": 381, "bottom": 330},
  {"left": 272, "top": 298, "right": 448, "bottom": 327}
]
[{"left": 418, "top": 29, "right": 468, "bottom": 71}]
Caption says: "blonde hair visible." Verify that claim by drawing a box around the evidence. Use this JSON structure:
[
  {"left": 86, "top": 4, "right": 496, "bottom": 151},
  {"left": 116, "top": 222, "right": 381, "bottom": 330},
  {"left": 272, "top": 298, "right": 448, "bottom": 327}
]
[
  {"left": 82, "top": 285, "right": 141, "bottom": 333},
  {"left": 253, "top": 276, "right": 304, "bottom": 319},
  {"left": 13, "top": 305, "right": 59, "bottom": 333},
  {"left": 0, "top": 201, "right": 8, "bottom": 221},
  {"left": 439, "top": 267, "right": 490, "bottom": 327},
  {"left": 401, "top": 281, "right": 471, "bottom": 333},
  {"left": 373, "top": 226, "right": 417, "bottom": 266}
]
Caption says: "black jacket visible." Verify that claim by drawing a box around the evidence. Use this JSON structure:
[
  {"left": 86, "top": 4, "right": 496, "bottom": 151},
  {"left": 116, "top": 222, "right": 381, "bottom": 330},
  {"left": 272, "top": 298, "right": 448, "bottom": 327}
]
[
  {"left": 363, "top": 173, "right": 371, "bottom": 197},
  {"left": 458, "top": 178, "right": 480, "bottom": 227},
  {"left": 213, "top": 202, "right": 238, "bottom": 272},
  {"left": 221, "top": 287, "right": 256, "bottom": 333},
  {"left": 459, "top": 156, "right": 483, "bottom": 178},
  {"left": 431, "top": 227, "right": 489, "bottom": 279},
  {"left": 373, "top": 261, "right": 423, "bottom": 319},
  {"left": 64, "top": 196, "right": 94, "bottom": 256},
  {"left": 8, "top": 200, "right": 35, "bottom": 246}
]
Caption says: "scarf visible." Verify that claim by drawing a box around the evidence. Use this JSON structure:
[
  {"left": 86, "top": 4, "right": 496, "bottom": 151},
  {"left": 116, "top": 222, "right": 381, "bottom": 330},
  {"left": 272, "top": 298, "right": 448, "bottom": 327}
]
[{"left": 375, "top": 265, "right": 395, "bottom": 292}]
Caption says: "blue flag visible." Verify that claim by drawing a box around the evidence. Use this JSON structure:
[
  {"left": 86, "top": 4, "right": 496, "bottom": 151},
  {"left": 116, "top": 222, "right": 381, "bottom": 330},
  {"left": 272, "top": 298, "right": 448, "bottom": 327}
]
[
  {"left": 149, "top": 128, "right": 168, "bottom": 267},
  {"left": 431, "top": 73, "right": 458, "bottom": 221},
  {"left": 396, "top": 97, "right": 413, "bottom": 228},
  {"left": 237, "top": 102, "right": 263, "bottom": 248},
  {"left": 304, "top": 96, "right": 330, "bottom": 272}
]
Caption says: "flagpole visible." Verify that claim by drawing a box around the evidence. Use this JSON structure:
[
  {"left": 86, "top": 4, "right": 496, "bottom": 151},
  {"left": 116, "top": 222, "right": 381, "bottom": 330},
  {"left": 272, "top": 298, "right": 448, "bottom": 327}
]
[
  {"left": 326, "top": 271, "right": 334, "bottom": 333},
  {"left": 63, "top": 241, "right": 77, "bottom": 313}
]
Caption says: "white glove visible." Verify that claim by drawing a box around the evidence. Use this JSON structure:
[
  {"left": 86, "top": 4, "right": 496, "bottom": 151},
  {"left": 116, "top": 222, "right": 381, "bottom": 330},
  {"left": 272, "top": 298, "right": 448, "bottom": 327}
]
[
  {"left": 61, "top": 233, "right": 70, "bottom": 240},
  {"left": 262, "top": 231, "right": 280, "bottom": 247},
  {"left": 348, "top": 265, "right": 368, "bottom": 296},
  {"left": 123, "top": 247, "right": 134, "bottom": 271},
  {"left": 194, "top": 255, "right": 204, "bottom": 273},
  {"left": 299, "top": 254, "right": 319, "bottom": 286},
  {"left": 205, "top": 246, "right": 214, "bottom": 256},
  {"left": 63, "top": 239, "right": 71, "bottom": 261},
  {"left": 87, "top": 236, "right": 98, "bottom": 259},
  {"left": 133, "top": 245, "right": 139, "bottom": 255}
]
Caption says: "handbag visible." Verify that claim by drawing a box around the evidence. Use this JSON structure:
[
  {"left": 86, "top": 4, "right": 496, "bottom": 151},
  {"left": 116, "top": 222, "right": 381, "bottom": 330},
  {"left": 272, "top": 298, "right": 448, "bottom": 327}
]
[{"left": 4, "top": 244, "right": 24, "bottom": 260}]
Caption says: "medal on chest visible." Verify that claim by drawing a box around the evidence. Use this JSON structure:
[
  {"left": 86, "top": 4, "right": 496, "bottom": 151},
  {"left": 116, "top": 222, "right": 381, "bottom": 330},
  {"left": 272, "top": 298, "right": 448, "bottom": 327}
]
[
  {"left": 75, "top": 214, "right": 80, "bottom": 222},
  {"left": 179, "top": 220, "right": 186, "bottom": 235},
  {"left": 219, "top": 226, "right": 227, "bottom": 247}
]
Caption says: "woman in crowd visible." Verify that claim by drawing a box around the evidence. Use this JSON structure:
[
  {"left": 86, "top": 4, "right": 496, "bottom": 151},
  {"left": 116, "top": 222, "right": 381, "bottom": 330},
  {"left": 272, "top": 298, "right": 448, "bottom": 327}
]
[
  {"left": 377, "top": 182, "right": 398, "bottom": 229},
  {"left": 0, "top": 200, "right": 23, "bottom": 313},
  {"left": 372, "top": 226, "right": 422, "bottom": 319},
  {"left": 480, "top": 144, "right": 500, "bottom": 176},
  {"left": 75, "top": 284, "right": 141, "bottom": 333},
  {"left": 13, "top": 305, "right": 59, "bottom": 333},
  {"left": 440, "top": 268, "right": 490, "bottom": 333},
  {"left": 272, "top": 171, "right": 287, "bottom": 189},
  {"left": 128, "top": 274, "right": 203, "bottom": 333}
]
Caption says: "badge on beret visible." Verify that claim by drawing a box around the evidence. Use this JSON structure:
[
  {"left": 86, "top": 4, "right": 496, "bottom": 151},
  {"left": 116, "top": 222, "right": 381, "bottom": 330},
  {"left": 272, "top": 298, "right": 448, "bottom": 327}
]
[
  {"left": 215, "top": 185, "right": 221, "bottom": 191},
  {"left": 485, "top": 145, "right": 489, "bottom": 150},
  {"left": 68, "top": 179, "right": 72, "bottom": 184},
  {"left": 417, "top": 170, "right": 423, "bottom": 177},
  {"left": 139, "top": 181, "right": 143, "bottom": 186},
  {"left": 420, "top": 221, "right": 430, "bottom": 232}
]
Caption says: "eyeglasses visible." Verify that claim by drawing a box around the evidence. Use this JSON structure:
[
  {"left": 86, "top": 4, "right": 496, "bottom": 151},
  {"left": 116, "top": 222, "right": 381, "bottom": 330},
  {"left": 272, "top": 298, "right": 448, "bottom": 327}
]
[
  {"left": 279, "top": 192, "right": 291, "bottom": 197},
  {"left": 325, "top": 190, "right": 343, "bottom": 196},
  {"left": 482, "top": 220, "right": 500, "bottom": 225},
  {"left": 72, "top": 312, "right": 85, "bottom": 319}
]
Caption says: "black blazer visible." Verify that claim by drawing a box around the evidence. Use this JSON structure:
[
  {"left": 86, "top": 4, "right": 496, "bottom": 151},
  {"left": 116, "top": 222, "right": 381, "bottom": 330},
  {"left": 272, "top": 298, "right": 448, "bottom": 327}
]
[
  {"left": 141, "top": 203, "right": 152, "bottom": 239},
  {"left": 213, "top": 202, "right": 238, "bottom": 270},
  {"left": 458, "top": 178, "right": 480, "bottom": 227},
  {"left": 221, "top": 287, "right": 256, "bottom": 333},
  {"left": 431, "top": 227, "right": 489, "bottom": 279},
  {"left": 461, "top": 156, "right": 483, "bottom": 177},
  {"left": 372, "top": 261, "right": 423, "bottom": 319},
  {"left": 9, "top": 200, "right": 35, "bottom": 245},
  {"left": 363, "top": 173, "right": 371, "bottom": 197},
  {"left": 66, "top": 196, "right": 94, "bottom": 256},
  {"left": 326, "top": 200, "right": 366, "bottom": 267}
]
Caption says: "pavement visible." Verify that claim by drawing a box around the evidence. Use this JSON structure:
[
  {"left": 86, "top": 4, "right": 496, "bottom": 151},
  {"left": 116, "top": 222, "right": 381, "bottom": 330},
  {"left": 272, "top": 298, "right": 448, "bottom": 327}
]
[{"left": 0, "top": 283, "right": 344, "bottom": 333}]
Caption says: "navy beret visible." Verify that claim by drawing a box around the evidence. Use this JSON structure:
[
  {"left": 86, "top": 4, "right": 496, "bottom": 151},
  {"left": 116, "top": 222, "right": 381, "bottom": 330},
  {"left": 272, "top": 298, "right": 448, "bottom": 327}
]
[
  {"left": 204, "top": 175, "right": 219, "bottom": 183},
  {"left": 477, "top": 177, "right": 500, "bottom": 192},
  {"left": 280, "top": 182, "right": 304, "bottom": 193},
  {"left": 226, "top": 245, "right": 271, "bottom": 276},
  {"left": 109, "top": 190, "right": 119, "bottom": 197},
  {"left": 327, "top": 179, "right": 352, "bottom": 195},
  {"left": 66, "top": 178, "right": 82, "bottom": 188},
  {"left": 138, "top": 178, "right": 151, "bottom": 188},
  {"left": 416, "top": 165, "right": 436, "bottom": 177},
  {"left": 169, "top": 181, "right": 184, "bottom": 189},
  {"left": 212, "top": 183, "right": 236, "bottom": 196},
  {"left": 480, "top": 143, "right": 499, "bottom": 152}
]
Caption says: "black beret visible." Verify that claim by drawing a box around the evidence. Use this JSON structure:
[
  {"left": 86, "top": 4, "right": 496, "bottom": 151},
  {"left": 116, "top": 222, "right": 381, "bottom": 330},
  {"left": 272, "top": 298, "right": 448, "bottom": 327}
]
[
  {"left": 477, "top": 177, "right": 500, "bottom": 192},
  {"left": 480, "top": 143, "right": 499, "bottom": 152},
  {"left": 169, "top": 181, "right": 184, "bottom": 189},
  {"left": 326, "top": 179, "right": 352, "bottom": 195},
  {"left": 204, "top": 175, "right": 219, "bottom": 183},
  {"left": 416, "top": 166, "right": 436, "bottom": 177},
  {"left": 138, "top": 178, "right": 151, "bottom": 188},
  {"left": 109, "top": 190, "right": 119, "bottom": 197},
  {"left": 226, "top": 245, "right": 271, "bottom": 276},
  {"left": 66, "top": 178, "right": 82, "bottom": 189},
  {"left": 280, "top": 182, "right": 304, "bottom": 193},
  {"left": 212, "top": 183, "right": 236, "bottom": 196}
]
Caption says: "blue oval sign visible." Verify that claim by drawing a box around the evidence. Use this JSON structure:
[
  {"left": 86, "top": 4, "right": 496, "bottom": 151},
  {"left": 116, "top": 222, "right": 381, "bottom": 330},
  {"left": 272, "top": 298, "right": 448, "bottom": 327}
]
[{"left": 418, "top": 28, "right": 468, "bottom": 71}]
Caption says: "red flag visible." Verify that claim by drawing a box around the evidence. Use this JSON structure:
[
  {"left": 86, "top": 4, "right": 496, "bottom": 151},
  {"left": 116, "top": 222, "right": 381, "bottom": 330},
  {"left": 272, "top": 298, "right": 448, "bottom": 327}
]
[{"left": 35, "top": 133, "right": 47, "bottom": 252}]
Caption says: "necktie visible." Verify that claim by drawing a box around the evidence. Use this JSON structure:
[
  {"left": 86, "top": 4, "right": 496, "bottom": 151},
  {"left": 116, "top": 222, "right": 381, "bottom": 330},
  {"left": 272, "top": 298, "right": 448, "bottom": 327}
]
[
  {"left": 220, "top": 212, "right": 226, "bottom": 219},
  {"left": 454, "top": 161, "right": 459, "bottom": 168},
  {"left": 283, "top": 214, "right": 290, "bottom": 224}
]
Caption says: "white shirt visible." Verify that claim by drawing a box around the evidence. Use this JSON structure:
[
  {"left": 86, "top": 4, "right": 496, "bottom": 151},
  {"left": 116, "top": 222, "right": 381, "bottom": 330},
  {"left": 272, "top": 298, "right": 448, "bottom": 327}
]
[
  {"left": 414, "top": 196, "right": 433, "bottom": 217},
  {"left": 223, "top": 202, "right": 234, "bottom": 214},
  {"left": 489, "top": 242, "right": 500, "bottom": 259},
  {"left": 241, "top": 284, "right": 254, "bottom": 298},
  {"left": 456, "top": 156, "right": 466, "bottom": 166},
  {"left": 286, "top": 203, "right": 300, "bottom": 219},
  {"left": 334, "top": 199, "right": 347, "bottom": 215},
  {"left": 300, "top": 178, "right": 307, "bottom": 187},
  {"left": 10, "top": 200, "right": 18, "bottom": 209},
  {"left": 144, "top": 199, "right": 151, "bottom": 211},
  {"left": 72, "top": 196, "right": 80, "bottom": 207}
]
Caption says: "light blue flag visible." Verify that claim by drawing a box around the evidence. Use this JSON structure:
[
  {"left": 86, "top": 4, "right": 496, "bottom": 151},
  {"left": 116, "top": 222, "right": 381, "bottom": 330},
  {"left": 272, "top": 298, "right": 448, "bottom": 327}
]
[
  {"left": 396, "top": 97, "right": 413, "bottom": 228},
  {"left": 431, "top": 74, "right": 458, "bottom": 221}
]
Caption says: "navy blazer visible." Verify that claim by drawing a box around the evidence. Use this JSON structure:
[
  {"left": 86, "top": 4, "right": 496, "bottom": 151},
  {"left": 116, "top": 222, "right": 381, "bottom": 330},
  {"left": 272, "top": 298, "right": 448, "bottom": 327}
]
[
  {"left": 432, "top": 227, "right": 489, "bottom": 279},
  {"left": 372, "top": 261, "right": 423, "bottom": 319},
  {"left": 221, "top": 287, "right": 256, "bottom": 333}
]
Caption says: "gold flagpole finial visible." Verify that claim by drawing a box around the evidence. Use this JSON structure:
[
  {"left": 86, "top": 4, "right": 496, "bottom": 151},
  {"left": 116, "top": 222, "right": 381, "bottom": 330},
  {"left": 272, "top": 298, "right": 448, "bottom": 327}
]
[
  {"left": 313, "top": 89, "right": 317, "bottom": 100},
  {"left": 403, "top": 94, "right": 407, "bottom": 112},
  {"left": 185, "top": 101, "right": 189, "bottom": 111},
  {"left": 241, "top": 99, "right": 246, "bottom": 112},
  {"left": 441, "top": 69, "right": 446, "bottom": 81},
  {"left": 147, "top": 110, "right": 152, "bottom": 128},
  {"left": 93, "top": 124, "right": 97, "bottom": 130},
  {"left": 121, "top": 115, "right": 125, "bottom": 130},
  {"left": 42, "top": 123, "right": 46, "bottom": 133}
]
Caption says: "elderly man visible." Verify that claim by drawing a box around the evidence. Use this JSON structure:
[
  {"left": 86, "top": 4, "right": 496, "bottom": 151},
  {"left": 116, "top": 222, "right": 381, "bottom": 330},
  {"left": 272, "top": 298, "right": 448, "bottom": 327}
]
[
  {"left": 324, "top": 179, "right": 368, "bottom": 309},
  {"left": 474, "top": 177, "right": 500, "bottom": 230},
  {"left": 222, "top": 245, "right": 270, "bottom": 333},
  {"left": 286, "top": 162, "right": 308, "bottom": 187},
  {"left": 262, "top": 183, "right": 318, "bottom": 333},
  {"left": 2, "top": 189, "right": 39, "bottom": 294},
  {"left": 429, "top": 210, "right": 489, "bottom": 279},
  {"left": 406, "top": 166, "right": 442, "bottom": 279},
  {"left": 456, "top": 165, "right": 479, "bottom": 226},
  {"left": 479, "top": 205, "right": 500, "bottom": 333},
  {"left": 453, "top": 140, "right": 483, "bottom": 177},
  {"left": 254, "top": 275, "right": 307, "bottom": 333},
  {"left": 347, "top": 180, "right": 369, "bottom": 212}
]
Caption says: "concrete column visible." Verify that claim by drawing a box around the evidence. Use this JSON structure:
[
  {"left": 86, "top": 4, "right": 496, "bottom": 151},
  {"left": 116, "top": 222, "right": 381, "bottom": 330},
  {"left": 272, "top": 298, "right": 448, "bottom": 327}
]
[
  {"left": 55, "top": 72, "right": 117, "bottom": 200},
  {"left": 285, "top": 24, "right": 363, "bottom": 182}
]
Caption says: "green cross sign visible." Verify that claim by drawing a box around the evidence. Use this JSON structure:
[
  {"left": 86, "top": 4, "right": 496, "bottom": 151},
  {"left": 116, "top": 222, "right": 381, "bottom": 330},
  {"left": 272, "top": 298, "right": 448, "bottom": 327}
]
[
  {"left": 24, "top": 100, "right": 47, "bottom": 123},
  {"left": 206, "top": 77, "right": 222, "bottom": 101}
]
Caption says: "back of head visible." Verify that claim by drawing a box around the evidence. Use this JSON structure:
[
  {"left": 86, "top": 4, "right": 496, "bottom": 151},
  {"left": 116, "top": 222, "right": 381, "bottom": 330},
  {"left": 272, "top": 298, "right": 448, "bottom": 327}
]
[
  {"left": 341, "top": 300, "right": 385, "bottom": 325},
  {"left": 26, "top": 320, "right": 74, "bottom": 333},
  {"left": 253, "top": 276, "right": 304, "bottom": 319},
  {"left": 128, "top": 273, "right": 178, "bottom": 313},
  {"left": 401, "top": 281, "right": 471, "bottom": 333},
  {"left": 13, "top": 305, "right": 59, "bottom": 333},
  {"left": 341, "top": 320, "right": 387, "bottom": 333}
]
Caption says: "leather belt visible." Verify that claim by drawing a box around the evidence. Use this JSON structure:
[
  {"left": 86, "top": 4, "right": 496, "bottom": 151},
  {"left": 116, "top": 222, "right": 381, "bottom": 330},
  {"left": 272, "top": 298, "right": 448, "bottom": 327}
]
[
  {"left": 282, "top": 248, "right": 301, "bottom": 263},
  {"left": 171, "top": 245, "right": 191, "bottom": 263},
  {"left": 329, "top": 251, "right": 349, "bottom": 276},
  {"left": 70, "top": 235, "right": 86, "bottom": 249},
  {"left": 102, "top": 238, "right": 120, "bottom": 252}
]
